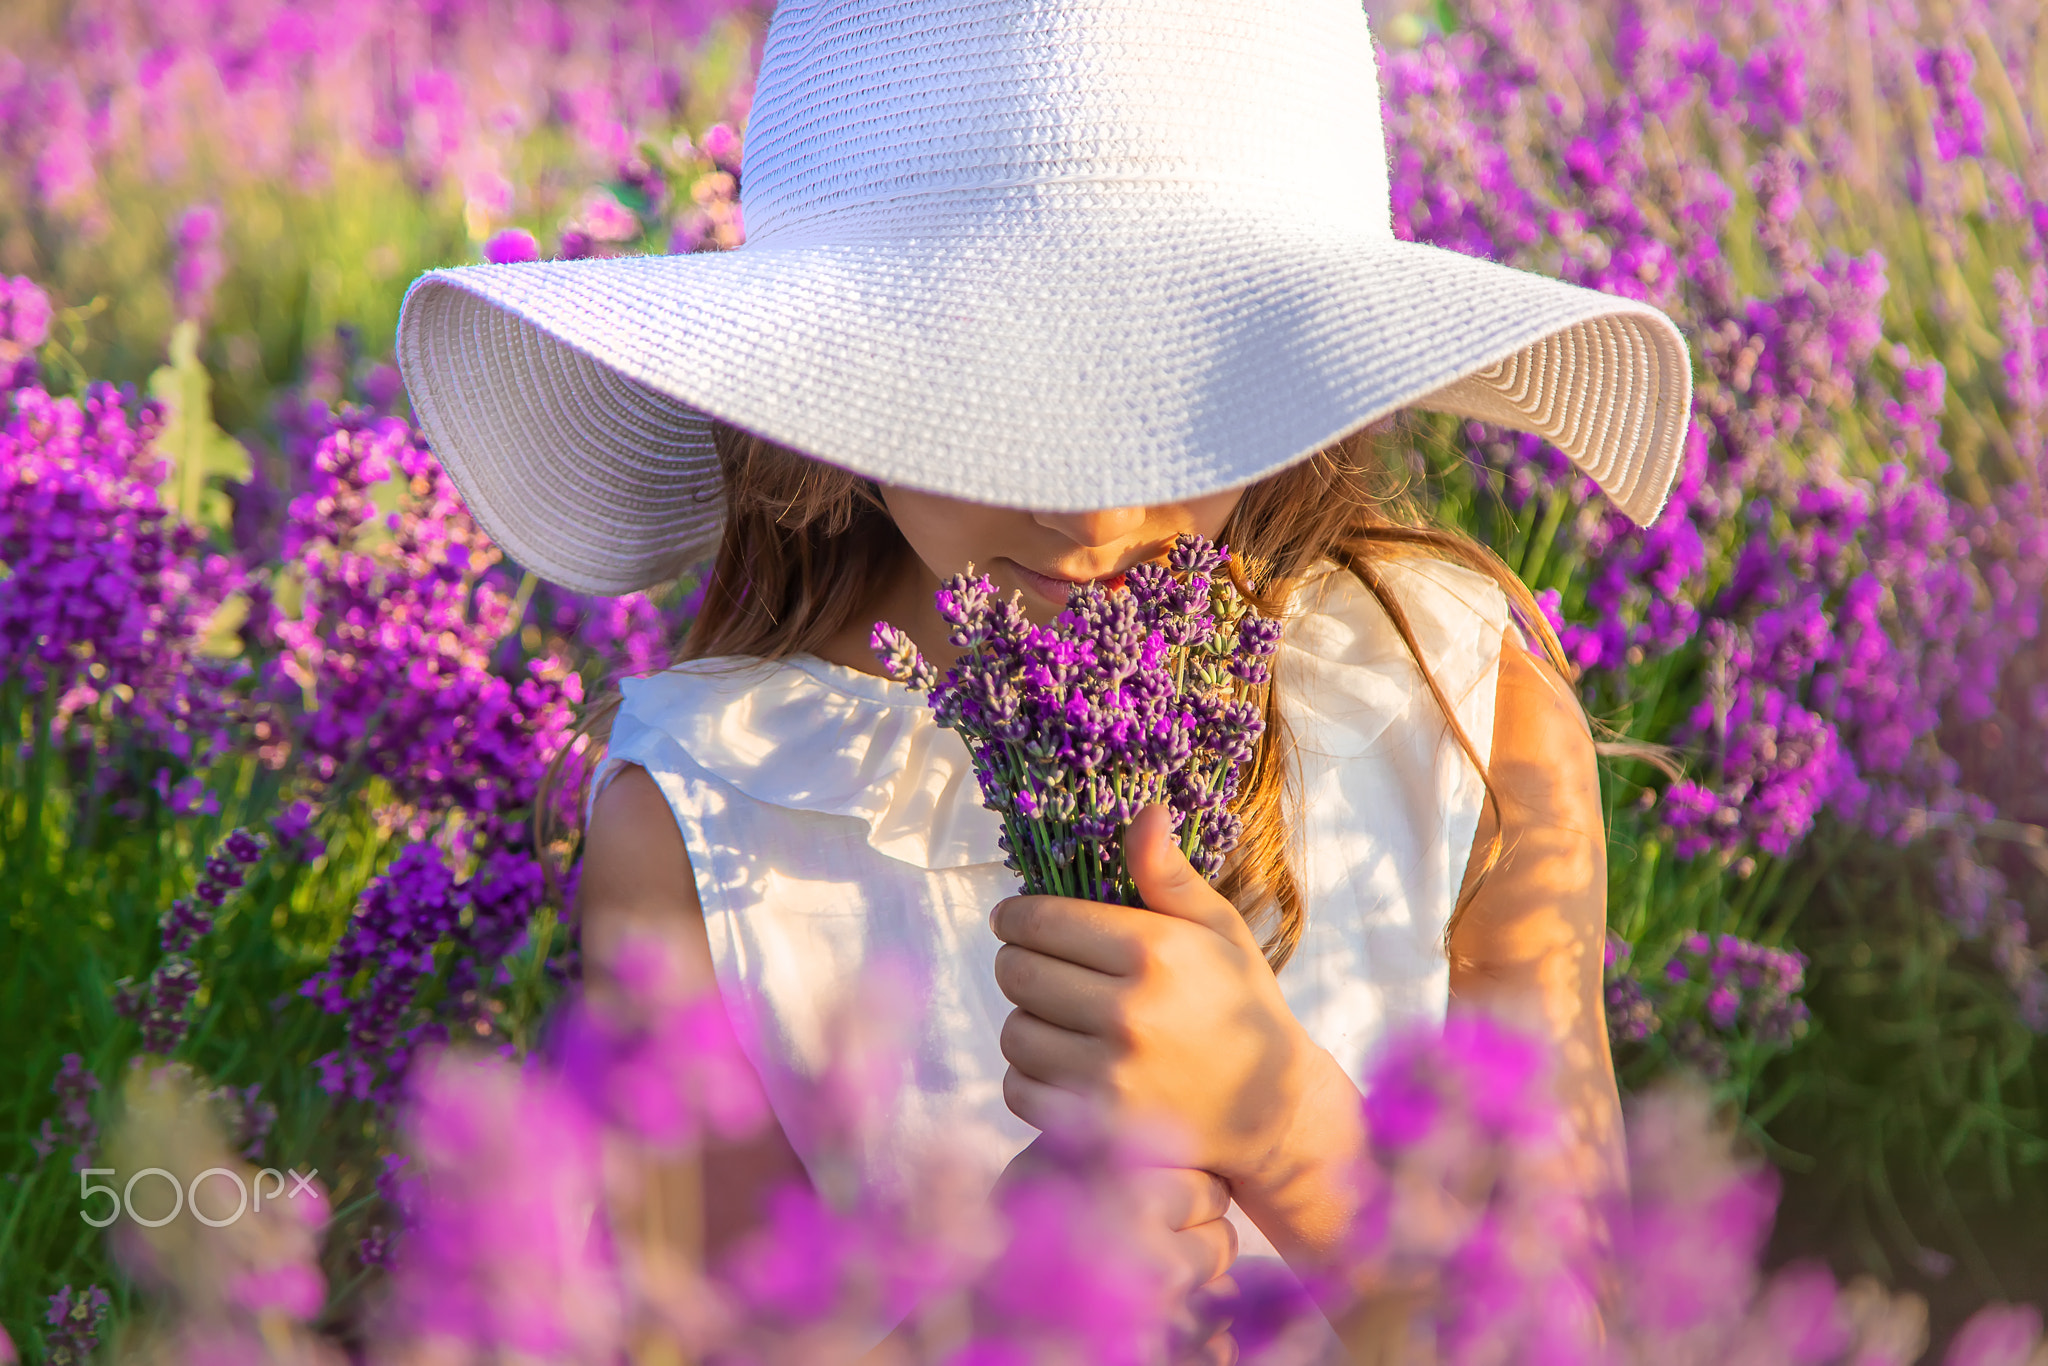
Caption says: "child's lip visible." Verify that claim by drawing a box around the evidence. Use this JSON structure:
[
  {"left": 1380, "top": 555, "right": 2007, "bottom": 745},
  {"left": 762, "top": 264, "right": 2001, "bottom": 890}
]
[{"left": 1004, "top": 559, "right": 1128, "bottom": 603}]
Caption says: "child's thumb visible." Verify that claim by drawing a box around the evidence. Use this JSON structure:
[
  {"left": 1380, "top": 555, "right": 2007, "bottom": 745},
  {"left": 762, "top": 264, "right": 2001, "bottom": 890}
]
[{"left": 1126, "top": 805, "right": 1257, "bottom": 948}]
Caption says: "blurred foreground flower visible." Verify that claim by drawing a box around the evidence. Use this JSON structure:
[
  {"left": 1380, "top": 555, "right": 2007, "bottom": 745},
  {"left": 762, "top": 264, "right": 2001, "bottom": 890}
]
[
  {"left": 92, "top": 945, "right": 2048, "bottom": 1366},
  {"left": 101, "top": 1061, "right": 338, "bottom": 1366},
  {"left": 382, "top": 1050, "right": 624, "bottom": 1361}
]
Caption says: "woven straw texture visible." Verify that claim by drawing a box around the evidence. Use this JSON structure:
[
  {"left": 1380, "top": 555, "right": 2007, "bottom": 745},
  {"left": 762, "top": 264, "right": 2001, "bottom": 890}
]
[{"left": 397, "top": 0, "right": 1694, "bottom": 595}]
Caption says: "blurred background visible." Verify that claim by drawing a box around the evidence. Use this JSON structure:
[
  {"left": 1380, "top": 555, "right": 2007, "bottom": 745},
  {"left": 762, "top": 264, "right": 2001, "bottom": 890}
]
[{"left": 0, "top": 0, "right": 2043, "bottom": 1359}]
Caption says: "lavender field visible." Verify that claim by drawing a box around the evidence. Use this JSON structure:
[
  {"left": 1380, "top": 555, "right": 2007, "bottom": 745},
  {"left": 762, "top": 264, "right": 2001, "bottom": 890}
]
[{"left": 1, "top": 0, "right": 2045, "bottom": 1360}]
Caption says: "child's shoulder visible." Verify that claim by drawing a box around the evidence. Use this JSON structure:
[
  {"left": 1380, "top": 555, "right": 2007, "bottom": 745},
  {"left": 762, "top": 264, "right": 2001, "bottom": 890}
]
[
  {"left": 1276, "top": 552, "right": 1514, "bottom": 763},
  {"left": 1290, "top": 553, "right": 1511, "bottom": 664},
  {"left": 612, "top": 652, "right": 926, "bottom": 772},
  {"left": 605, "top": 651, "right": 999, "bottom": 868},
  {"left": 617, "top": 652, "right": 912, "bottom": 722}
]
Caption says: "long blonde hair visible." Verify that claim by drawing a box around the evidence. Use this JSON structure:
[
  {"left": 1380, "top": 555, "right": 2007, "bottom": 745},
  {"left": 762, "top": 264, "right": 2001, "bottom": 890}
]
[{"left": 549, "top": 418, "right": 1580, "bottom": 972}]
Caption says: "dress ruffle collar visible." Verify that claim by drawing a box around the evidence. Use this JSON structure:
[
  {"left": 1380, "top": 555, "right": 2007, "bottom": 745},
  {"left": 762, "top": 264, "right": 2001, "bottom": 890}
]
[
  {"left": 616, "top": 653, "right": 1003, "bottom": 869},
  {"left": 613, "top": 557, "right": 1508, "bottom": 871}
]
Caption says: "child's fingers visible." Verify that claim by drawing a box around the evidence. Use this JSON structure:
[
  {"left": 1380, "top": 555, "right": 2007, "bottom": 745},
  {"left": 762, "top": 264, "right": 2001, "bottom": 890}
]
[
  {"left": 992, "top": 942, "right": 1120, "bottom": 1034},
  {"left": 1173, "top": 1264, "right": 1243, "bottom": 1366},
  {"left": 1171, "top": 1324, "right": 1240, "bottom": 1366},
  {"left": 1168, "top": 1215, "right": 1239, "bottom": 1299},
  {"left": 1131, "top": 1163, "right": 1233, "bottom": 1232},
  {"left": 998, "top": 1007, "right": 1099, "bottom": 1091},
  {"left": 1156, "top": 1216, "right": 1241, "bottom": 1366},
  {"left": 1002, "top": 1064, "right": 1076, "bottom": 1133},
  {"left": 1125, "top": 805, "right": 1262, "bottom": 952},
  {"left": 989, "top": 894, "right": 1149, "bottom": 975}
]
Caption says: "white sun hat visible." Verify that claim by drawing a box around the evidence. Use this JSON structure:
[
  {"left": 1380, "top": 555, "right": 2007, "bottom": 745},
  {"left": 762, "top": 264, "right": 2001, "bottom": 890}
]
[{"left": 395, "top": 0, "right": 1693, "bottom": 596}]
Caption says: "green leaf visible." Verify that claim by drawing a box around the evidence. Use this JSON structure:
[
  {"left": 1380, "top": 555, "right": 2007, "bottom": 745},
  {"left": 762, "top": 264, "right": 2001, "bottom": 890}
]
[{"left": 148, "top": 319, "right": 251, "bottom": 534}]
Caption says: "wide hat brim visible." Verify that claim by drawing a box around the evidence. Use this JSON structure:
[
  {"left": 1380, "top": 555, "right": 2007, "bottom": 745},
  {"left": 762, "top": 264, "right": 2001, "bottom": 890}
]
[{"left": 397, "top": 191, "right": 1692, "bottom": 596}]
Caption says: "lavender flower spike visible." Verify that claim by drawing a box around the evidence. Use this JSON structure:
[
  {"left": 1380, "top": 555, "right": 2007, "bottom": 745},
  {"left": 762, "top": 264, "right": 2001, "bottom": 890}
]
[
  {"left": 871, "top": 621, "right": 937, "bottom": 690},
  {"left": 118, "top": 827, "right": 272, "bottom": 1056},
  {"left": 874, "top": 532, "right": 1277, "bottom": 904}
]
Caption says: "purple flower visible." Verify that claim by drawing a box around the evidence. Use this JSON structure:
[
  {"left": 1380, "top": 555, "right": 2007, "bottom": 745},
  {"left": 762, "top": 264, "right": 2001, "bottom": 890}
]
[
  {"left": 41, "top": 1285, "right": 109, "bottom": 1366},
  {"left": 153, "top": 771, "right": 220, "bottom": 817},
  {"left": 540, "top": 587, "right": 683, "bottom": 681},
  {"left": 387, "top": 1049, "right": 624, "bottom": 1360},
  {"left": 30, "top": 1054, "right": 99, "bottom": 1173},
  {"left": 1916, "top": 46, "right": 1988, "bottom": 163},
  {"left": 1706, "top": 984, "right": 1742, "bottom": 1030},
  {"left": 271, "top": 403, "right": 581, "bottom": 820},
  {"left": 1652, "top": 932, "right": 1812, "bottom": 1054},
  {"left": 171, "top": 204, "right": 226, "bottom": 324},
  {"left": 358, "top": 1152, "right": 416, "bottom": 1269},
  {"left": 271, "top": 798, "right": 325, "bottom": 860},
  {"left": 967, "top": 1172, "right": 1179, "bottom": 1366},
  {"left": 0, "top": 275, "right": 52, "bottom": 350},
  {"left": 871, "top": 620, "right": 937, "bottom": 690},
  {"left": 724, "top": 1185, "right": 876, "bottom": 1324},
  {"left": 303, "top": 831, "right": 550, "bottom": 1099},
  {"left": 1369, "top": 0, "right": 2048, "bottom": 1029},
  {"left": 699, "top": 122, "right": 741, "bottom": 168},
  {"left": 0, "top": 382, "right": 249, "bottom": 766},
  {"left": 223, "top": 1081, "right": 278, "bottom": 1162},
  {"left": 483, "top": 227, "right": 540, "bottom": 264},
  {"left": 302, "top": 841, "right": 463, "bottom": 1099},
  {"left": 112, "top": 827, "right": 268, "bottom": 1055},
  {"left": 1607, "top": 972, "right": 1661, "bottom": 1045},
  {"left": 875, "top": 535, "right": 1273, "bottom": 901},
  {"left": 159, "top": 899, "right": 211, "bottom": 954},
  {"left": 1349, "top": 1014, "right": 1601, "bottom": 1362},
  {"left": 189, "top": 826, "right": 265, "bottom": 906},
  {"left": 359, "top": 362, "right": 403, "bottom": 410},
  {"left": 554, "top": 927, "right": 772, "bottom": 1149}
]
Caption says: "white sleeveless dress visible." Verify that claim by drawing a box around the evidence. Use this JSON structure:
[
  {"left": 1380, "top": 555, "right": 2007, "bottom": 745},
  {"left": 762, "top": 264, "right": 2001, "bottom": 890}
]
[{"left": 593, "top": 556, "right": 1508, "bottom": 1326}]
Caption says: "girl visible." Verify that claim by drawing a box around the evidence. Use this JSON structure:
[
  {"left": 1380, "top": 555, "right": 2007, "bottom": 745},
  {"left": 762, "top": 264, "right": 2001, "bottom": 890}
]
[{"left": 395, "top": 0, "right": 1692, "bottom": 1355}]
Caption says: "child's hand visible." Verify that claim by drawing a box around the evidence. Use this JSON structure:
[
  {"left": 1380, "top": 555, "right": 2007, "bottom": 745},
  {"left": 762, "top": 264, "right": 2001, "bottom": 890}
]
[
  {"left": 1130, "top": 1164, "right": 1241, "bottom": 1366},
  {"left": 988, "top": 806, "right": 1364, "bottom": 1219},
  {"left": 993, "top": 1136, "right": 1239, "bottom": 1363}
]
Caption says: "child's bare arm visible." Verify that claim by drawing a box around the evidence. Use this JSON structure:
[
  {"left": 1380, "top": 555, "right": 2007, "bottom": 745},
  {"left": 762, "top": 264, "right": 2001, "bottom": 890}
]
[
  {"left": 1448, "top": 635, "right": 1625, "bottom": 1199},
  {"left": 579, "top": 764, "right": 812, "bottom": 1266}
]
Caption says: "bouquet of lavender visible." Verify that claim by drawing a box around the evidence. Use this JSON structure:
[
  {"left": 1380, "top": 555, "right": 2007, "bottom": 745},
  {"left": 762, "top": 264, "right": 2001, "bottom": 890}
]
[{"left": 870, "top": 533, "right": 1282, "bottom": 903}]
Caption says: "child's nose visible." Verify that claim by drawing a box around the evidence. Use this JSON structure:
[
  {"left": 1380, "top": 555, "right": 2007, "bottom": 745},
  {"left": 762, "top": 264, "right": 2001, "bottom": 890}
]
[{"left": 1032, "top": 506, "right": 1149, "bottom": 547}]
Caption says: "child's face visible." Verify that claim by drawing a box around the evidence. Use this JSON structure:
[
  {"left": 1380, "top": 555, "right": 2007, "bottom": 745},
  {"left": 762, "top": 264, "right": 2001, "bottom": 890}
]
[{"left": 877, "top": 483, "right": 1245, "bottom": 616}]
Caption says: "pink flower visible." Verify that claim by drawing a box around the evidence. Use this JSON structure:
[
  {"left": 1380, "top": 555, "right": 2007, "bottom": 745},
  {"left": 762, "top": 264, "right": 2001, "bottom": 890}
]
[
  {"left": 555, "top": 928, "right": 772, "bottom": 1149},
  {"left": 389, "top": 1049, "right": 624, "bottom": 1360},
  {"left": 1945, "top": 1304, "right": 2045, "bottom": 1366},
  {"left": 699, "top": 122, "right": 741, "bottom": 167},
  {"left": 482, "top": 227, "right": 540, "bottom": 264},
  {"left": 0, "top": 277, "right": 52, "bottom": 350},
  {"left": 574, "top": 189, "right": 642, "bottom": 243},
  {"left": 171, "top": 204, "right": 226, "bottom": 324},
  {"left": 226, "top": 1264, "right": 325, "bottom": 1320}
]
